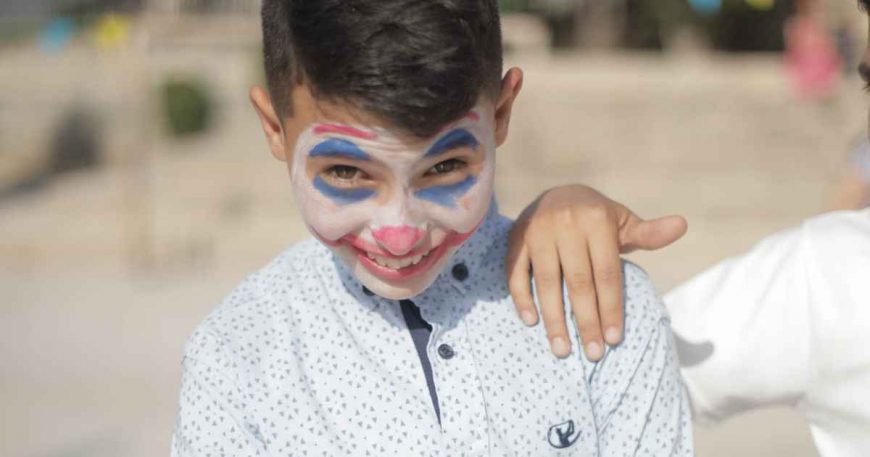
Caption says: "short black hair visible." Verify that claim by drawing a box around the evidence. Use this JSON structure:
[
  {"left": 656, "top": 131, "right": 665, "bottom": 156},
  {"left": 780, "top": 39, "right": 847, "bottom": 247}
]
[{"left": 261, "top": 0, "right": 503, "bottom": 138}]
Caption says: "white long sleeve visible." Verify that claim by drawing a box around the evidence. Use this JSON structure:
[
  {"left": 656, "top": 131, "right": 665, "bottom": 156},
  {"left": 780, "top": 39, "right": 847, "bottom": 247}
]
[{"left": 664, "top": 209, "right": 870, "bottom": 457}]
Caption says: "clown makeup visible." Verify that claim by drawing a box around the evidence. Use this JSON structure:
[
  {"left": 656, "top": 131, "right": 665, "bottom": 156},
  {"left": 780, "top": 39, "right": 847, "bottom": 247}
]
[{"left": 290, "top": 105, "right": 497, "bottom": 300}]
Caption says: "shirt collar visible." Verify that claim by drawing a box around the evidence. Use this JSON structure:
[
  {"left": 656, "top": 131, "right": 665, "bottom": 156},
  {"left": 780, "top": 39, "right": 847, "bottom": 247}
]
[{"left": 332, "top": 198, "right": 504, "bottom": 311}]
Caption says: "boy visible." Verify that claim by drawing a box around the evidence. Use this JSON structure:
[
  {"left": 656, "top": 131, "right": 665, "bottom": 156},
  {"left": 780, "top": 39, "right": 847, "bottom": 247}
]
[{"left": 171, "top": 1, "right": 692, "bottom": 455}]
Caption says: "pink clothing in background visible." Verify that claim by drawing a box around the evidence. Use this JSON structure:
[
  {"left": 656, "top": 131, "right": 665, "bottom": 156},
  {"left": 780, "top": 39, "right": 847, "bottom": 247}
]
[{"left": 785, "top": 16, "right": 842, "bottom": 99}]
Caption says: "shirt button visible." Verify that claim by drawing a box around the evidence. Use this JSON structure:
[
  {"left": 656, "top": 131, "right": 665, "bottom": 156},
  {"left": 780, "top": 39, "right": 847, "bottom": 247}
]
[
  {"left": 451, "top": 263, "right": 469, "bottom": 282},
  {"left": 437, "top": 344, "right": 456, "bottom": 360}
]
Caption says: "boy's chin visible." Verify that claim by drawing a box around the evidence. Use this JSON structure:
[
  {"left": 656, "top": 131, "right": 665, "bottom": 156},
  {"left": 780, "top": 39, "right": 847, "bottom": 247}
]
[{"left": 339, "top": 247, "right": 458, "bottom": 300}]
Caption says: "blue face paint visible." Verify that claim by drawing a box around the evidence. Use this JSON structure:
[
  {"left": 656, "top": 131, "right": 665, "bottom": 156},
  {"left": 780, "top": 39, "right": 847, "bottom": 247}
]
[
  {"left": 425, "top": 129, "right": 479, "bottom": 157},
  {"left": 310, "top": 139, "right": 371, "bottom": 161},
  {"left": 313, "top": 176, "right": 376, "bottom": 205},
  {"left": 414, "top": 175, "right": 478, "bottom": 208}
]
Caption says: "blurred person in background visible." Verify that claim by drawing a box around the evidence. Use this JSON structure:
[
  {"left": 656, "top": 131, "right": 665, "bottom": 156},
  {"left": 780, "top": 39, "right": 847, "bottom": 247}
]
[
  {"left": 831, "top": 0, "right": 859, "bottom": 75},
  {"left": 833, "top": 136, "right": 870, "bottom": 210},
  {"left": 503, "top": 1, "right": 870, "bottom": 456},
  {"left": 785, "top": 0, "right": 843, "bottom": 99}
]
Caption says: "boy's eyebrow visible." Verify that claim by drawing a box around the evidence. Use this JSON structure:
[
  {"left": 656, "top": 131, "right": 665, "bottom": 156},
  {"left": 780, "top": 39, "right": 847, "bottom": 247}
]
[
  {"left": 310, "top": 138, "right": 371, "bottom": 161},
  {"left": 313, "top": 124, "right": 378, "bottom": 140},
  {"left": 425, "top": 128, "right": 479, "bottom": 157}
]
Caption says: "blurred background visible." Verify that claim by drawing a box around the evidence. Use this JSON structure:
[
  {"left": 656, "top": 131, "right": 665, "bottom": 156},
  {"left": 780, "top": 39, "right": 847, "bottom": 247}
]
[{"left": 1, "top": 0, "right": 867, "bottom": 456}]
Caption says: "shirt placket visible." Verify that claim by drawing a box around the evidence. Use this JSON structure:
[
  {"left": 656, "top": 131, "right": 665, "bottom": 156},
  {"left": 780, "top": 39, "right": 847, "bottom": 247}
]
[
  {"left": 428, "top": 321, "right": 490, "bottom": 456},
  {"left": 419, "top": 263, "right": 490, "bottom": 456}
]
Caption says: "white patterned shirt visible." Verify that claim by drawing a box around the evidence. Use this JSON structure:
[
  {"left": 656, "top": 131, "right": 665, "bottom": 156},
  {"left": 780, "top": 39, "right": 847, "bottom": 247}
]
[{"left": 171, "top": 203, "right": 693, "bottom": 456}]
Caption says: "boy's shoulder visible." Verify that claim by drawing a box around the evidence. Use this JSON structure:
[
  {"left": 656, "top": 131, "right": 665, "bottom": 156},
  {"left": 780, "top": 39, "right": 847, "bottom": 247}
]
[
  {"left": 182, "top": 237, "right": 335, "bottom": 362},
  {"left": 618, "top": 260, "right": 670, "bottom": 349},
  {"left": 523, "top": 259, "right": 670, "bottom": 378},
  {"left": 474, "top": 213, "right": 667, "bottom": 329},
  {"left": 583, "top": 262, "right": 678, "bottom": 425},
  {"left": 216, "top": 236, "right": 332, "bottom": 312},
  {"left": 528, "top": 259, "right": 668, "bottom": 337},
  {"left": 802, "top": 208, "right": 870, "bottom": 254}
]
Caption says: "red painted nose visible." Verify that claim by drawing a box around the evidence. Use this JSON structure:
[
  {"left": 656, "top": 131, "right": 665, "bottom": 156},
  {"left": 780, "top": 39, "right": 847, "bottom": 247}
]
[{"left": 371, "top": 226, "right": 425, "bottom": 256}]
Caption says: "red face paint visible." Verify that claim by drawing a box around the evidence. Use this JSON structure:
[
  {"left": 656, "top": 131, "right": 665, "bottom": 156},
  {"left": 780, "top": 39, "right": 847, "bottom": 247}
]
[
  {"left": 371, "top": 226, "right": 426, "bottom": 256},
  {"left": 313, "top": 124, "right": 378, "bottom": 140}
]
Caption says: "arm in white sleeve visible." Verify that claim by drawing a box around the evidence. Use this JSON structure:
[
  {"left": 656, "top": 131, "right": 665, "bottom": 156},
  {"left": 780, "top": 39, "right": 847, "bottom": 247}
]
[
  {"left": 663, "top": 226, "right": 814, "bottom": 423},
  {"left": 663, "top": 210, "right": 870, "bottom": 456}
]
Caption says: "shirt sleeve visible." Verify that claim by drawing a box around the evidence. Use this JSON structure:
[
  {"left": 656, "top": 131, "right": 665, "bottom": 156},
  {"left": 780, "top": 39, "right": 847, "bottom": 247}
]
[
  {"left": 171, "top": 329, "right": 268, "bottom": 457},
  {"left": 663, "top": 225, "right": 813, "bottom": 423},
  {"left": 589, "top": 262, "right": 694, "bottom": 456}
]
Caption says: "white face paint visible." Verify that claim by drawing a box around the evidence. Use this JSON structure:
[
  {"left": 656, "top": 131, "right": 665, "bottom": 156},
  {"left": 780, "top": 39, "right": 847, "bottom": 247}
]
[{"left": 290, "top": 104, "right": 496, "bottom": 299}]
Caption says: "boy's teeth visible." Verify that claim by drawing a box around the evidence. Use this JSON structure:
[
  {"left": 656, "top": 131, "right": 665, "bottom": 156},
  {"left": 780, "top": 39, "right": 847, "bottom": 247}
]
[{"left": 368, "top": 251, "right": 431, "bottom": 270}]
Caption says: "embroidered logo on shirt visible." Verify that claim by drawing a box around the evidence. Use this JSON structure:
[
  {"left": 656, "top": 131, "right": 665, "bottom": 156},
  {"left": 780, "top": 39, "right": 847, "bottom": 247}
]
[{"left": 547, "top": 420, "right": 580, "bottom": 449}]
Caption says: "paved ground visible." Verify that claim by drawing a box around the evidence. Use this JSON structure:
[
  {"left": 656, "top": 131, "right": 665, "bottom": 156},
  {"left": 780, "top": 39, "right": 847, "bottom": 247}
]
[{"left": 1, "top": 18, "right": 867, "bottom": 456}]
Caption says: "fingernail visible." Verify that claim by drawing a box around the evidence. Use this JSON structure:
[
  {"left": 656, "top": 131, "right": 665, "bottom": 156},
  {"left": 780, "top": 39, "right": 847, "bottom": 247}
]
[
  {"left": 551, "top": 337, "right": 570, "bottom": 357},
  {"left": 521, "top": 310, "right": 538, "bottom": 326},
  {"left": 585, "top": 342, "right": 603, "bottom": 361},
  {"left": 605, "top": 327, "right": 622, "bottom": 345}
]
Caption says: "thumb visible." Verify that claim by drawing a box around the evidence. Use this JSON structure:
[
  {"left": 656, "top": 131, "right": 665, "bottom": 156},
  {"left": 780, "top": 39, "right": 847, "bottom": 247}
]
[{"left": 620, "top": 215, "right": 688, "bottom": 253}]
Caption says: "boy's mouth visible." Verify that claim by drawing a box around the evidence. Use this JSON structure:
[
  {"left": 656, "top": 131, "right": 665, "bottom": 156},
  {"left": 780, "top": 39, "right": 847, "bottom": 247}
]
[
  {"left": 365, "top": 251, "right": 429, "bottom": 269},
  {"left": 322, "top": 224, "right": 480, "bottom": 284},
  {"left": 349, "top": 241, "right": 450, "bottom": 281}
]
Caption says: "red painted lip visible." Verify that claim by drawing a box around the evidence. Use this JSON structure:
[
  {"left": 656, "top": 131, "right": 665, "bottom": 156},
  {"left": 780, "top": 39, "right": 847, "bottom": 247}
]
[
  {"left": 352, "top": 241, "right": 449, "bottom": 281},
  {"left": 312, "top": 220, "right": 484, "bottom": 282},
  {"left": 349, "top": 228, "right": 479, "bottom": 282}
]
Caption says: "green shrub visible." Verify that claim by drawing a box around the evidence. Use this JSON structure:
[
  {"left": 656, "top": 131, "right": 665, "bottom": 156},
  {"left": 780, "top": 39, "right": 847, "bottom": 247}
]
[{"left": 161, "top": 76, "right": 214, "bottom": 138}]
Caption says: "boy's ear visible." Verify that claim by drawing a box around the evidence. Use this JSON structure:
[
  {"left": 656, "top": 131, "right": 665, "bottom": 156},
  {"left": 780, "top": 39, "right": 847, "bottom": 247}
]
[
  {"left": 250, "top": 85, "right": 289, "bottom": 162},
  {"left": 494, "top": 67, "right": 524, "bottom": 148}
]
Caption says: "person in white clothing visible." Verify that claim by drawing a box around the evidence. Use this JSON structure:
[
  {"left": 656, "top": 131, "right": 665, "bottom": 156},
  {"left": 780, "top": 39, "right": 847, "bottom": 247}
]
[
  {"left": 666, "top": 210, "right": 870, "bottom": 456},
  {"left": 501, "top": 1, "right": 870, "bottom": 455}
]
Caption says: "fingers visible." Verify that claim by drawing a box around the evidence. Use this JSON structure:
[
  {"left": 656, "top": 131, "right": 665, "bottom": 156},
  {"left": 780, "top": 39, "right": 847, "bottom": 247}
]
[
  {"left": 621, "top": 214, "right": 688, "bottom": 253},
  {"left": 529, "top": 240, "right": 571, "bottom": 358},
  {"left": 587, "top": 222, "right": 624, "bottom": 347},
  {"left": 557, "top": 235, "right": 604, "bottom": 362},
  {"left": 507, "top": 243, "right": 538, "bottom": 326}
]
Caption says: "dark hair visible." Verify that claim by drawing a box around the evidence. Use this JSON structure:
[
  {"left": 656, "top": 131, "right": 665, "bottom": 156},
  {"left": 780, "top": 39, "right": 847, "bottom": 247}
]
[
  {"left": 261, "top": 0, "right": 503, "bottom": 138},
  {"left": 861, "top": 0, "right": 870, "bottom": 11}
]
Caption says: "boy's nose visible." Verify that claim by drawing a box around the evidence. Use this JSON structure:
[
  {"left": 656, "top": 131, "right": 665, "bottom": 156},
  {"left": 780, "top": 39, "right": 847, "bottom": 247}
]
[{"left": 371, "top": 226, "right": 425, "bottom": 256}]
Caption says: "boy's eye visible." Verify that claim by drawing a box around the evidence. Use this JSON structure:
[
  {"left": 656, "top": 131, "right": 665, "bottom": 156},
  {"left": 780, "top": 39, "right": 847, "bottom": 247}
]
[
  {"left": 427, "top": 159, "right": 466, "bottom": 175},
  {"left": 327, "top": 165, "right": 363, "bottom": 180}
]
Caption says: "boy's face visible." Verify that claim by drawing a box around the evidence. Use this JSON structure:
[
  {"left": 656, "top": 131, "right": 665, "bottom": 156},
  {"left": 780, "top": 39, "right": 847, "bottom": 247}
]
[{"left": 252, "top": 70, "right": 523, "bottom": 300}]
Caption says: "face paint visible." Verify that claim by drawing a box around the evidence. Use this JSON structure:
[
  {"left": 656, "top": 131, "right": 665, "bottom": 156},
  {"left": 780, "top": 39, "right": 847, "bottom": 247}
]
[
  {"left": 414, "top": 175, "right": 478, "bottom": 208},
  {"left": 290, "top": 104, "right": 496, "bottom": 300},
  {"left": 309, "top": 138, "right": 371, "bottom": 161},
  {"left": 425, "top": 129, "right": 479, "bottom": 158},
  {"left": 312, "top": 176, "right": 376, "bottom": 206}
]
